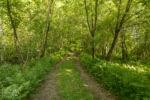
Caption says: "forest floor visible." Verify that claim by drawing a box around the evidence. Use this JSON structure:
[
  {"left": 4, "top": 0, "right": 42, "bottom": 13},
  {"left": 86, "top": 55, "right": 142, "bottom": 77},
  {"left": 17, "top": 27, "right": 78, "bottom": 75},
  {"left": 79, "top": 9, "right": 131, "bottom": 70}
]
[{"left": 32, "top": 53, "right": 116, "bottom": 100}]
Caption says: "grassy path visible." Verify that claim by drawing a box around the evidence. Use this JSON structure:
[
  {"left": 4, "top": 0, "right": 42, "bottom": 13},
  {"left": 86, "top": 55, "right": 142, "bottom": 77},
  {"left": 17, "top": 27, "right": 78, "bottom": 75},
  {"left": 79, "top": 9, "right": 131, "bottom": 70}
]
[
  {"left": 33, "top": 54, "right": 116, "bottom": 100},
  {"left": 56, "top": 57, "right": 93, "bottom": 100}
]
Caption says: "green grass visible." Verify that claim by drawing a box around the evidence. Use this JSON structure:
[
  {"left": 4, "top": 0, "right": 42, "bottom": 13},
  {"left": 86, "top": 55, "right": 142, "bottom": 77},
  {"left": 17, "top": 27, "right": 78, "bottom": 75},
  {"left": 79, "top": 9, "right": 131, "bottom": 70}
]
[
  {"left": 56, "top": 57, "right": 93, "bottom": 100},
  {"left": 80, "top": 53, "right": 150, "bottom": 100}
]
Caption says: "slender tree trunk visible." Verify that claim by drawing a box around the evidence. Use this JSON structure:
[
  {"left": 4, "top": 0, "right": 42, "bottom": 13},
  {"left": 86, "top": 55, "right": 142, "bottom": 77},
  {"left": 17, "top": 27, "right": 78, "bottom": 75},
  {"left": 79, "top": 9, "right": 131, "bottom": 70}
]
[
  {"left": 7, "top": 0, "right": 24, "bottom": 63},
  {"left": 39, "top": 0, "right": 53, "bottom": 58},
  {"left": 136, "top": 39, "right": 140, "bottom": 60},
  {"left": 143, "top": 31, "right": 148, "bottom": 57},
  {"left": 121, "top": 33, "right": 128, "bottom": 61},
  {"left": 92, "top": 33, "right": 95, "bottom": 58},
  {"left": 122, "top": 41, "right": 125, "bottom": 61},
  {"left": 0, "top": 1, "right": 5, "bottom": 63},
  {"left": 40, "top": 22, "right": 50, "bottom": 57},
  {"left": 107, "top": 30, "right": 119, "bottom": 60},
  {"left": 84, "top": 0, "right": 98, "bottom": 59},
  {"left": 102, "top": 45, "right": 106, "bottom": 56}
]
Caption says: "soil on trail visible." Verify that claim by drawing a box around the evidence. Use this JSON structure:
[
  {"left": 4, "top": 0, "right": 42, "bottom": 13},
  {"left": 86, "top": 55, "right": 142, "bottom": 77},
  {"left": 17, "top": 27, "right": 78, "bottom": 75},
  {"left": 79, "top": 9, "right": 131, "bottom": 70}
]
[
  {"left": 76, "top": 56, "right": 116, "bottom": 100},
  {"left": 33, "top": 61, "right": 62, "bottom": 100}
]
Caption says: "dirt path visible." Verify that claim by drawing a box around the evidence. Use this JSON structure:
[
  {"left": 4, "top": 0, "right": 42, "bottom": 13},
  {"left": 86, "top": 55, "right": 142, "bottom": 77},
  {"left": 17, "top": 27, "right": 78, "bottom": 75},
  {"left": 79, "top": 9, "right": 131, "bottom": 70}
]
[
  {"left": 76, "top": 56, "right": 116, "bottom": 100},
  {"left": 33, "top": 61, "right": 62, "bottom": 100},
  {"left": 33, "top": 53, "right": 73, "bottom": 100},
  {"left": 33, "top": 53, "right": 116, "bottom": 100}
]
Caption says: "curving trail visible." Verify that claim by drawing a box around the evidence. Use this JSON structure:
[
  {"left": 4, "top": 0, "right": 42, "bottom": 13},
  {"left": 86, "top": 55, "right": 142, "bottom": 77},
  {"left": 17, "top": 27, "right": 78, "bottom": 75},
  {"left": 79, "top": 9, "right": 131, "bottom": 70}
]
[
  {"left": 33, "top": 53, "right": 116, "bottom": 100},
  {"left": 33, "top": 53, "right": 73, "bottom": 100}
]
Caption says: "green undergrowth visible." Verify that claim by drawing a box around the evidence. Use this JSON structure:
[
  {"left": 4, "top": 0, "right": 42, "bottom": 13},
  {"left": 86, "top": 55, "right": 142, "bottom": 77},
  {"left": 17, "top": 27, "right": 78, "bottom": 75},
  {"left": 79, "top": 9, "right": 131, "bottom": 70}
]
[
  {"left": 0, "top": 52, "right": 65, "bottom": 100},
  {"left": 80, "top": 53, "right": 150, "bottom": 100},
  {"left": 56, "top": 57, "right": 93, "bottom": 100}
]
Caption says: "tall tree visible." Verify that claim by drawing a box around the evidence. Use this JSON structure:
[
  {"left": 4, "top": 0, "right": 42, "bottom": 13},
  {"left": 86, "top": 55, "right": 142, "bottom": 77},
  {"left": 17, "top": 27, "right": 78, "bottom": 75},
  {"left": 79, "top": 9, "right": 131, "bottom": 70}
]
[
  {"left": 7, "top": 0, "right": 24, "bottom": 63},
  {"left": 106, "top": 0, "right": 133, "bottom": 60},
  {"left": 84, "top": 0, "right": 98, "bottom": 59},
  {"left": 0, "top": 1, "right": 5, "bottom": 63}
]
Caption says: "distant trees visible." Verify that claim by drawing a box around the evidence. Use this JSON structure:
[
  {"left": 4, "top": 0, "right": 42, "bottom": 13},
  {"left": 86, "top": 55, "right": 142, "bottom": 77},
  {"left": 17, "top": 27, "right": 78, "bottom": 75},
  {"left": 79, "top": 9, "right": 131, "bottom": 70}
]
[{"left": 0, "top": 0, "right": 150, "bottom": 64}]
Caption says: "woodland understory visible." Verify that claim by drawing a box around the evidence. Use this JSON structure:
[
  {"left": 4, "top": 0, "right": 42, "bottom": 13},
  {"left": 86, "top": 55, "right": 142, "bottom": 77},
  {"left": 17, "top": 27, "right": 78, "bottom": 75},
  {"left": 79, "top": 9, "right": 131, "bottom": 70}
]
[{"left": 0, "top": 0, "right": 150, "bottom": 100}]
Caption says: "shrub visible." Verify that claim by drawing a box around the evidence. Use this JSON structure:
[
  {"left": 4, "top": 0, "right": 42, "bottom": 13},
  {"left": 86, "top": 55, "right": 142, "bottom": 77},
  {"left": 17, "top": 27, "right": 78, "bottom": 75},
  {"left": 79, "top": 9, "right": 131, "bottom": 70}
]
[
  {"left": 80, "top": 53, "right": 150, "bottom": 100},
  {"left": 0, "top": 53, "right": 64, "bottom": 100}
]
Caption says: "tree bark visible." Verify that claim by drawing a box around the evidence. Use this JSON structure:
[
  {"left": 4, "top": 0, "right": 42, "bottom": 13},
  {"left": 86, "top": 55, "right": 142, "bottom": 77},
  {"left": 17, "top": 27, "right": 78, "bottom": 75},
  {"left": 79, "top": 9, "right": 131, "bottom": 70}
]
[
  {"left": 92, "top": 34, "right": 95, "bottom": 59},
  {"left": 107, "top": 30, "right": 119, "bottom": 60},
  {"left": 121, "top": 33, "right": 128, "bottom": 61},
  {"left": 40, "top": 22, "right": 50, "bottom": 57},
  {"left": 7, "top": 0, "right": 24, "bottom": 63},
  {"left": 102, "top": 45, "right": 106, "bottom": 56},
  {"left": 144, "top": 31, "right": 148, "bottom": 57}
]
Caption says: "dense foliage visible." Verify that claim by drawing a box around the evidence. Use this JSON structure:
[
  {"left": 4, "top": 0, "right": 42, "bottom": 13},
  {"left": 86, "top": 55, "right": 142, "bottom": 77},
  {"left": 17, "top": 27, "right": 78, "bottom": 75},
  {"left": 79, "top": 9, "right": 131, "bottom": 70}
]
[
  {"left": 0, "top": 0, "right": 150, "bottom": 62},
  {"left": 0, "top": 0, "right": 150, "bottom": 99},
  {"left": 80, "top": 53, "right": 150, "bottom": 100},
  {"left": 0, "top": 52, "right": 65, "bottom": 100}
]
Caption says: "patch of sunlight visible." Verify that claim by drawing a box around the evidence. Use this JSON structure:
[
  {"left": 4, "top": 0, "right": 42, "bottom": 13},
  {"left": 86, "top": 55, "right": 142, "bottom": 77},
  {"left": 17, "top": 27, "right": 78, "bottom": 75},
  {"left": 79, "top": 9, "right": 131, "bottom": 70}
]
[
  {"left": 137, "top": 67, "right": 148, "bottom": 73},
  {"left": 65, "top": 69, "right": 73, "bottom": 76},
  {"left": 83, "top": 84, "right": 88, "bottom": 87},
  {"left": 56, "top": 1, "right": 64, "bottom": 8},
  {"left": 57, "top": 73, "right": 62, "bottom": 76},
  {"left": 66, "top": 69, "right": 72, "bottom": 73},
  {"left": 123, "top": 64, "right": 148, "bottom": 73},
  {"left": 138, "top": 68, "right": 145, "bottom": 72},
  {"left": 66, "top": 57, "right": 72, "bottom": 60}
]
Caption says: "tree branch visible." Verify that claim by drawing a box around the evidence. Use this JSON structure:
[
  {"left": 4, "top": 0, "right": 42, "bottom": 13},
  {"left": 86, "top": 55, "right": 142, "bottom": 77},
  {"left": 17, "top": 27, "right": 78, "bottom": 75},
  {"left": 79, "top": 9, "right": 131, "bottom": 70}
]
[{"left": 93, "top": 0, "right": 98, "bottom": 33}]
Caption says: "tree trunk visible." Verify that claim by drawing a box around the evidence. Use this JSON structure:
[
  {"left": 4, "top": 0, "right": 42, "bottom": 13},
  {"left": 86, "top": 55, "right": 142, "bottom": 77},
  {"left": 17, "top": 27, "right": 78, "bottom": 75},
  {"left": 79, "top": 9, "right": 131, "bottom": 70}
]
[
  {"left": 40, "top": 22, "right": 50, "bottom": 57},
  {"left": 84, "top": 0, "right": 98, "bottom": 59},
  {"left": 92, "top": 34, "right": 95, "bottom": 59},
  {"left": 106, "top": 31, "right": 119, "bottom": 60},
  {"left": 102, "top": 45, "right": 106, "bottom": 56},
  {"left": 121, "top": 33, "right": 128, "bottom": 61},
  {"left": 0, "top": 1, "right": 5, "bottom": 63},
  {"left": 143, "top": 31, "right": 148, "bottom": 57},
  {"left": 106, "top": 0, "right": 132, "bottom": 61},
  {"left": 7, "top": 0, "right": 24, "bottom": 63},
  {"left": 39, "top": 0, "right": 53, "bottom": 58}
]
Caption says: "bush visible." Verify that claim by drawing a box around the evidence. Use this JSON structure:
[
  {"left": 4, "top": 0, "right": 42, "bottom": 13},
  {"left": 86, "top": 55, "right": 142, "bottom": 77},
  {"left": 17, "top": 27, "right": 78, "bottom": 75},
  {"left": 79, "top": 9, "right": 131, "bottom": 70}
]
[
  {"left": 80, "top": 53, "right": 150, "bottom": 100},
  {"left": 0, "top": 53, "right": 63, "bottom": 100}
]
